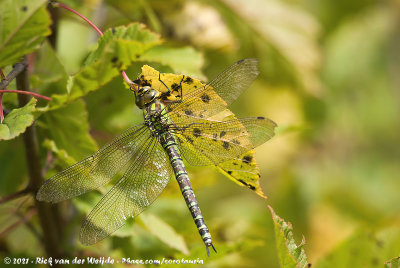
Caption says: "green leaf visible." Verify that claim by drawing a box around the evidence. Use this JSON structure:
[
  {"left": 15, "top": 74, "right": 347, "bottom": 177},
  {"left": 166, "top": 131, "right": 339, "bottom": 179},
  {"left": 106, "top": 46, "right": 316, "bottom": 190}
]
[
  {"left": 269, "top": 205, "right": 308, "bottom": 268},
  {"left": 41, "top": 23, "right": 161, "bottom": 111},
  {"left": 0, "top": 0, "right": 51, "bottom": 68},
  {"left": 0, "top": 98, "right": 36, "bottom": 140},
  {"left": 139, "top": 213, "right": 190, "bottom": 255},
  {"left": 221, "top": 0, "right": 321, "bottom": 95},
  {"left": 385, "top": 256, "right": 400, "bottom": 268},
  {"left": 84, "top": 23, "right": 161, "bottom": 66},
  {"left": 84, "top": 70, "right": 141, "bottom": 132},
  {"left": 39, "top": 99, "right": 97, "bottom": 161},
  {"left": 317, "top": 228, "right": 400, "bottom": 268},
  {"left": 42, "top": 139, "right": 77, "bottom": 167},
  {"left": 30, "top": 41, "right": 69, "bottom": 99},
  {"left": 0, "top": 139, "right": 26, "bottom": 195},
  {"left": 141, "top": 46, "right": 205, "bottom": 78}
]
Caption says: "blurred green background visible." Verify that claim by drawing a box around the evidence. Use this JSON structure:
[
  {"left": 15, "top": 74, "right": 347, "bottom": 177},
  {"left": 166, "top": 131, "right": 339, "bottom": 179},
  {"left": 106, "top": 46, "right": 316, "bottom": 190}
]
[{"left": 1, "top": 0, "right": 400, "bottom": 267}]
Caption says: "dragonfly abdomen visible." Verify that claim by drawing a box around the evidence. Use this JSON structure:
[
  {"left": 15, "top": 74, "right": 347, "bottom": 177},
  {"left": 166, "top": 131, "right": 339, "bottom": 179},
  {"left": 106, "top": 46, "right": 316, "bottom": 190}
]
[{"left": 160, "top": 131, "right": 216, "bottom": 256}]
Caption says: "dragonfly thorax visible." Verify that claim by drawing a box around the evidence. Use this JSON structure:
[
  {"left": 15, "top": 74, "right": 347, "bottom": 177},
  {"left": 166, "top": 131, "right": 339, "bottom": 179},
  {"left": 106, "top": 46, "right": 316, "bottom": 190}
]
[
  {"left": 135, "top": 86, "right": 158, "bottom": 109},
  {"left": 144, "top": 102, "right": 171, "bottom": 136}
]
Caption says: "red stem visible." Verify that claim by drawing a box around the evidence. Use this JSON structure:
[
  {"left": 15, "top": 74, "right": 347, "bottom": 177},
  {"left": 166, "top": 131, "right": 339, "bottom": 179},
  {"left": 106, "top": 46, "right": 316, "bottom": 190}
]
[
  {"left": 0, "top": 68, "right": 6, "bottom": 123},
  {"left": 53, "top": 1, "right": 137, "bottom": 92},
  {"left": 54, "top": 2, "right": 103, "bottom": 36},
  {"left": 0, "top": 93, "right": 4, "bottom": 123},
  {"left": 122, "top": 70, "right": 137, "bottom": 90},
  {"left": 1, "top": 90, "right": 52, "bottom": 101}
]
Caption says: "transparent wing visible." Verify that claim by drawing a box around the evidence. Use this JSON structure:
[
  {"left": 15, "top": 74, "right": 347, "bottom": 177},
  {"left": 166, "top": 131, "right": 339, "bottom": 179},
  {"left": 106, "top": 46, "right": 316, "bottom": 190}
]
[
  {"left": 172, "top": 116, "right": 276, "bottom": 166},
  {"left": 37, "top": 124, "right": 149, "bottom": 203},
  {"left": 241, "top": 116, "right": 277, "bottom": 147},
  {"left": 167, "top": 58, "right": 259, "bottom": 120},
  {"left": 79, "top": 137, "right": 173, "bottom": 245},
  {"left": 207, "top": 58, "right": 259, "bottom": 106}
]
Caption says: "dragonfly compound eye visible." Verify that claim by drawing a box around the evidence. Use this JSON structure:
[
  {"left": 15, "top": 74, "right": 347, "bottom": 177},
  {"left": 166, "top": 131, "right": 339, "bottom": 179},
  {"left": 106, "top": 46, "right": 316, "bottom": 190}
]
[{"left": 135, "top": 87, "right": 157, "bottom": 109}]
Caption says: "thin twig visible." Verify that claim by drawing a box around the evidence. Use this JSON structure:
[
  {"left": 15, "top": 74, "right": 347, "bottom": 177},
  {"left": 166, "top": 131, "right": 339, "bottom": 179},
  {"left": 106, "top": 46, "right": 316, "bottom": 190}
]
[
  {"left": 0, "top": 59, "right": 51, "bottom": 123},
  {"left": 53, "top": 1, "right": 137, "bottom": 91},
  {"left": 0, "top": 93, "right": 3, "bottom": 123},
  {"left": 54, "top": 2, "right": 103, "bottom": 36},
  {"left": 1, "top": 60, "right": 29, "bottom": 123},
  {"left": 0, "top": 187, "right": 31, "bottom": 204},
  {"left": 0, "top": 59, "right": 28, "bottom": 90},
  {"left": 0, "top": 69, "right": 5, "bottom": 122}
]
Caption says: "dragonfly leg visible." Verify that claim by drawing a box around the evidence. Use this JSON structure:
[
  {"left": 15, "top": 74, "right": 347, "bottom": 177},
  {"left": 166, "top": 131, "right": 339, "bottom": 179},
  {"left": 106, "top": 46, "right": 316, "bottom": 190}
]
[
  {"left": 164, "top": 75, "right": 185, "bottom": 104},
  {"left": 159, "top": 72, "right": 183, "bottom": 104},
  {"left": 159, "top": 72, "right": 171, "bottom": 93},
  {"left": 178, "top": 75, "right": 184, "bottom": 99}
]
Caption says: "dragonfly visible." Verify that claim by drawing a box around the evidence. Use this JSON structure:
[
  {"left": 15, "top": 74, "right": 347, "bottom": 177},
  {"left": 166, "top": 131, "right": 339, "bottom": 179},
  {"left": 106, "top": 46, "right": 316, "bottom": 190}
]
[
  {"left": 37, "top": 58, "right": 277, "bottom": 256},
  {"left": 136, "top": 61, "right": 268, "bottom": 198}
]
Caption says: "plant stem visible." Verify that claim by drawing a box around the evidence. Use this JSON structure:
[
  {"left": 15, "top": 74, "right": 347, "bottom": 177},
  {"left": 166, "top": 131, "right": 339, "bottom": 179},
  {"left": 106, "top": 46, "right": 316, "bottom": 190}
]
[
  {"left": 54, "top": 2, "right": 103, "bottom": 36},
  {"left": 0, "top": 188, "right": 30, "bottom": 204},
  {"left": 16, "top": 57, "right": 62, "bottom": 259},
  {"left": 0, "top": 59, "right": 51, "bottom": 123},
  {"left": 48, "top": 3, "right": 60, "bottom": 48},
  {"left": 0, "top": 59, "right": 28, "bottom": 90},
  {"left": 1, "top": 90, "right": 51, "bottom": 101},
  {"left": 1, "top": 61, "right": 28, "bottom": 122},
  {"left": 53, "top": 1, "right": 136, "bottom": 91}
]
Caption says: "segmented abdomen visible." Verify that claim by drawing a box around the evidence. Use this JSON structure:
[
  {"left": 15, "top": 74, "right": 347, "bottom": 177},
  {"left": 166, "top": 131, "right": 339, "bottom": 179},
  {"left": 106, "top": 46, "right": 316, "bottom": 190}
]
[{"left": 160, "top": 131, "right": 213, "bottom": 249}]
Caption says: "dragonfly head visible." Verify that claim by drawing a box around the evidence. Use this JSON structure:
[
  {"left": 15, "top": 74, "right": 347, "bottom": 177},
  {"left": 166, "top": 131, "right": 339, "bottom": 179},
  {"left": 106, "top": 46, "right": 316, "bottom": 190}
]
[{"left": 135, "top": 86, "right": 158, "bottom": 109}]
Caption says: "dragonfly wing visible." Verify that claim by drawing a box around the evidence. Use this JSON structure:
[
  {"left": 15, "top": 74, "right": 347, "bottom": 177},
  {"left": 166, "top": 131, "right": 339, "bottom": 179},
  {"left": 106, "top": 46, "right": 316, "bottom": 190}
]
[
  {"left": 240, "top": 116, "right": 277, "bottom": 147},
  {"left": 207, "top": 58, "right": 259, "bottom": 106},
  {"left": 167, "top": 59, "right": 259, "bottom": 120},
  {"left": 79, "top": 137, "right": 173, "bottom": 245},
  {"left": 37, "top": 124, "right": 150, "bottom": 203},
  {"left": 217, "top": 150, "right": 266, "bottom": 198},
  {"left": 167, "top": 85, "right": 228, "bottom": 121},
  {"left": 173, "top": 116, "right": 277, "bottom": 166}
]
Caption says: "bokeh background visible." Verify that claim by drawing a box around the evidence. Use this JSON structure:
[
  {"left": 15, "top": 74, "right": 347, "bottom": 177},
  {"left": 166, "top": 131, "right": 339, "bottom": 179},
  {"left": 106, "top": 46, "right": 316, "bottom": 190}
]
[{"left": 1, "top": 0, "right": 400, "bottom": 267}]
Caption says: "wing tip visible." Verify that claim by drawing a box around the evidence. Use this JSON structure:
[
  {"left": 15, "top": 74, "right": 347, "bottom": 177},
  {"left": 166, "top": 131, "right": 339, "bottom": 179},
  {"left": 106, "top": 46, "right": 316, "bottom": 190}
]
[
  {"left": 256, "top": 116, "right": 278, "bottom": 128},
  {"left": 237, "top": 58, "right": 258, "bottom": 64},
  {"left": 79, "top": 219, "right": 105, "bottom": 246},
  {"left": 237, "top": 58, "right": 259, "bottom": 70}
]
